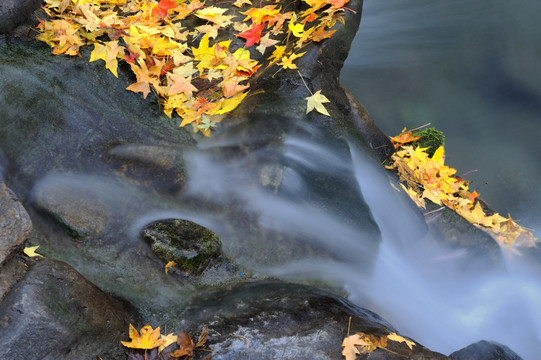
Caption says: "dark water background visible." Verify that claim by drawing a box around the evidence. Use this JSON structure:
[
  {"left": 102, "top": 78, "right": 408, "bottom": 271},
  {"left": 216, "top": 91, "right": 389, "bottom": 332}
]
[{"left": 342, "top": 0, "right": 541, "bottom": 231}]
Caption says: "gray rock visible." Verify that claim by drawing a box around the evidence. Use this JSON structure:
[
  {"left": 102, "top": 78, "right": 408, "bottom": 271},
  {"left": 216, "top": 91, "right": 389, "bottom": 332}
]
[
  {"left": 0, "top": 258, "right": 136, "bottom": 360},
  {"left": 0, "top": 0, "right": 42, "bottom": 34},
  {"left": 449, "top": 340, "right": 523, "bottom": 360},
  {"left": 0, "top": 181, "right": 32, "bottom": 265}
]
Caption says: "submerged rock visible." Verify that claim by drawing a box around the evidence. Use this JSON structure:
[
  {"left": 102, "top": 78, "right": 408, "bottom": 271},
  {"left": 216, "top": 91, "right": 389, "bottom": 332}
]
[
  {"left": 142, "top": 219, "right": 223, "bottom": 275},
  {"left": 106, "top": 144, "right": 187, "bottom": 195},
  {"left": 0, "top": 258, "right": 136, "bottom": 360},
  {"left": 449, "top": 340, "right": 523, "bottom": 360}
]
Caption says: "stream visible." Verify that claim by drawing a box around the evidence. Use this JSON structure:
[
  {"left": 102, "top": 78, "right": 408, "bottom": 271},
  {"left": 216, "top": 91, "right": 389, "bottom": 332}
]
[{"left": 341, "top": 0, "right": 541, "bottom": 358}]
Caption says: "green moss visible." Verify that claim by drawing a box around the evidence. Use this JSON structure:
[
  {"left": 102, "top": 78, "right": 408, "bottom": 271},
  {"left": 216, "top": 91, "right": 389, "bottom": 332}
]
[{"left": 413, "top": 128, "right": 445, "bottom": 156}]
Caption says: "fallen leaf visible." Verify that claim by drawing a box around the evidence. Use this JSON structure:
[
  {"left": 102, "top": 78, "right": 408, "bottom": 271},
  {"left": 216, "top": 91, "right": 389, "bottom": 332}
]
[
  {"left": 23, "top": 245, "right": 43, "bottom": 258},
  {"left": 387, "top": 332, "right": 415, "bottom": 350},
  {"left": 121, "top": 324, "right": 166, "bottom": 350},
  {"left": 164, "top": 261, "right": 177, "bottom": 274},
  {"left": 158, "top": 332, "right": 178, "bottom": 353},
  {"left": 305, "top": 90, "right": 330, "bottom": 116}
]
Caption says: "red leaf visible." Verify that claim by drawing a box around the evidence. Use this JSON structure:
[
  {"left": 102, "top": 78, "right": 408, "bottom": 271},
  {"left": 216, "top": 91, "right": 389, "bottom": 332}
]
[
  {"left": 152, "top": 0, "right": 178, "bottom": 19},
  {"left": 236, "top": 23, "right": 265, "bottom": 48}
]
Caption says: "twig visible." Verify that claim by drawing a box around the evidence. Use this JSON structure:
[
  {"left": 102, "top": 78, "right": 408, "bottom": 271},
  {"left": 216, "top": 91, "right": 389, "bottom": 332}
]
[
  {"left": 347, "top": 316, "right": 352, "bottom": 337},
  {"left": 424, "top": 207, "right": 445, "bottom": 216}
]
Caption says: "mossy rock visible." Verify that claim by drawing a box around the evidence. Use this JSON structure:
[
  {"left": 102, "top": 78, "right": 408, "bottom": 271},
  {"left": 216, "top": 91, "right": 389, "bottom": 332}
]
[
  {"left": 142, "top": 219, "right": 222, "bottom": 275},
  {"left": 413, "top": 128, "right": 445, "bottom": 156}
]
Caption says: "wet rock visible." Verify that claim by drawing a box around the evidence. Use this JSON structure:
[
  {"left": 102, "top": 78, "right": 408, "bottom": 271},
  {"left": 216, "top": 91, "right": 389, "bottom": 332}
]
[
  {"left": 175, "top": 281, "right": 448, "bottom": 360},
  {"left": 107, "top": 144, "right": 187, "bottom": 195},
  {"left": 0, "top": 0, "right": 42, "bottom": 34},
  {"left": 449, "top": 340, "right": 523, "bottom": 360},
  {"left": 0, "top": 181, "right": 32, "bottom": 265},
  {"left": 32, "top": 181, "right": 110, "bottom": 238},
  {"left": 142, "top": 219, "right": 223, "bottom": 275},
  {"left": 0, "top": 258, "right": 136, "bottom": 360},
  {"left": 344, "top": 87, "right": 395, "bottom": 162},
  {"left": 0, "top": 257, "right": 27, "bottom": 302}
]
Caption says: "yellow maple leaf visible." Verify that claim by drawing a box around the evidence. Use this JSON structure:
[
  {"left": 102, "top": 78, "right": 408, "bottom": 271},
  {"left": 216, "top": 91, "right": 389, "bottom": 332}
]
[
  {"left": 121, "top": 324, "right": 166, "bottom": 349},
  {"left": 158, "top": 332, "right": 178, "bottom": 353},
  {"left": 277, "top": 52, "right": 305, "bottom": 70},
  {"left": 23, "top": 245, "right": 43, "bottom": 258},
  {"left": 305, "top": 90, "right": 330, "bottom": 116},
  {"left": 164, "top": 261, "right": 177, "bottom": 274},
  {"left": 387, "top": 332, "right": 415, "bottom": 350},
  {"left": 89, "top": 41, "right": 125, "bottom": 77}
]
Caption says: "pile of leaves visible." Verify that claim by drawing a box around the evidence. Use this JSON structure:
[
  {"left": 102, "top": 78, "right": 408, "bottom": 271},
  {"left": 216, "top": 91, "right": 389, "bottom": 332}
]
[
  {"left": 341, "top": 331, "right": 416, "bottom": 359},
  {"left": 387, "top": 128, "right": 539, "bottom": 251},
  {"left": 121, "top": 323, "right": 211, "bottom": 359},
  {"left": 36, "top": 0, "right": 347, "bottom": 135}
]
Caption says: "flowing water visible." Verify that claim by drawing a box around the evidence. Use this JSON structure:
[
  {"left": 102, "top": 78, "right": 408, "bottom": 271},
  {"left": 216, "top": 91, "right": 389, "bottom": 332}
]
[{"left": 338, "top": 0, "right": 541, "bottom": 358}]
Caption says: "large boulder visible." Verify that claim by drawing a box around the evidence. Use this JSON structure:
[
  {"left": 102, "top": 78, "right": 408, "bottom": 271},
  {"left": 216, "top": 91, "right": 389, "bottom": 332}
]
[{"left": 0, "top": 258, "right": 137, "bottom": 359}]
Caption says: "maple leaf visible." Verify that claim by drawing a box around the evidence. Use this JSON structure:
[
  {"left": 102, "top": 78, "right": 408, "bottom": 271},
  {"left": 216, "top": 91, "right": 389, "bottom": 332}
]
[
  {"left": 288, "top": 19, "right": 305, "bottom": 37},
  {"left": 23, "top": 245, "right": 43, "bottom": 258},
  {"left": 89, "top": 40, "right": 125, "bottom": 77},
  {"left": 237, "top": 23, "right": 265, "bottom": 47},
  {"left": 195, "top": 7, "right": 233, "bottom": 26},
  {"left": 234, "top": 0, "right": 252, "bottom": 7},
  {"left": 278, "top": 52, "right": 305, "bottom": 69},
  {"left": 256, "top": 33, "right": 279, "bottom": 54},
  {"left": 341, "top": 334, "right": 365, "bottom": 360},
  {"left": 126, "top": 59, "right": 160, "bottom": 99},
  {"left": 121, "top": 324, "right": 166, "bottom": 349},
  {"left": 167, "top": 74, "right": 198, "bottom": 96},
  {"left": 310, "top": 26, "right": 336, "bottom": 42},
  {"left": 387, "top": 332, "right": 415, "bottom": 350},
  {"left": 170, "top": 332, "right": 195, "bottom": 357},
  {"left": 164, "top": 261, "right": 177, "bottom": 274},
  {"left": 158, "top": 332, "right": 178, "bottom": 352},
  {"left": 241, "top": 5, "right": 280, "bottom": 24},
  {"left": 306, "top": 90, "right": 330, "bottom": 116},
  {"left": 151, "top": 0, "right": 178, "bottom": 19}
]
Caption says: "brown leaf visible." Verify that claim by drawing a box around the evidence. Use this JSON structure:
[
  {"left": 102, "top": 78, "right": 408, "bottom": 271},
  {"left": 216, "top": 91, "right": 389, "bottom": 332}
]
[
  {"left": 196, "top": 325, "right": 209, "bottom": 348},
  {"left": 170, "top": 331, "right": 195, "bottom": 357}
]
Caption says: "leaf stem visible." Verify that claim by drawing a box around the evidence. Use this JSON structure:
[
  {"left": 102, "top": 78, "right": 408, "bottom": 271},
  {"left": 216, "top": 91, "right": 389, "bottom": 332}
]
[{"left": 296, "top": 70, "right": 313, "bottom": 95}]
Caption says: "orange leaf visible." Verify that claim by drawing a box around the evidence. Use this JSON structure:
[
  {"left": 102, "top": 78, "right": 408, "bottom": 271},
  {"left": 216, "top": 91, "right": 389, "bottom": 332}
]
[
  {"left": 237, "top": 23, "right": 265, "bottom": 48},
  {"left": 152, "top": 0, "right": 178, "bottom": 19}
]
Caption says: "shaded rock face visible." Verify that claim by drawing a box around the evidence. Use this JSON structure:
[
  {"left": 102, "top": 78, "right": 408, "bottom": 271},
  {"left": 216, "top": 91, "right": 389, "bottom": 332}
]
[
  {"left": 0, "top": 181, "right": 32, "bottom": 265},
  {"left": 142, "top": 219, "right": 223, "bottom": 275},
  {"left": 0, "top": 0, "right": 42, "bottom": 34},
  {"left": 449, "top": 340, "right": 523, "bottom": 360},
  {"left": 175, "top": 282, "right": 447, "bottom": 360},
  {"left": 0, "top": 259, "right": 137, "bottom": 360}
]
